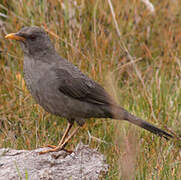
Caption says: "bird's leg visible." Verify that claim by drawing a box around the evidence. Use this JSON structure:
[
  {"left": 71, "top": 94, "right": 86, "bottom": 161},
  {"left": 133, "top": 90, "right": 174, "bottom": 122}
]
[
  {"left": 47, "top": 122, "right": 73, "bottom": 149},
  {"left": 58, "top": 126, "right": 80, "bottom": 149},
  {"left": 39, "top": 125, "right": 80, "bottom": 154}
]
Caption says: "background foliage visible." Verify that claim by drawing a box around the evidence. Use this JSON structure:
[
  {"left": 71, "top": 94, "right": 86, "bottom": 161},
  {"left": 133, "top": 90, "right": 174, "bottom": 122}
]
[{"left": 0, "top": 0, "right": 180, "bottom": 179}]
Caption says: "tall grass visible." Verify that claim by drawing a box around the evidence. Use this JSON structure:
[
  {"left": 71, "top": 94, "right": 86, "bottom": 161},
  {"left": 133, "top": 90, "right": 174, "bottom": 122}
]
[{"left": 0, "top": 0, "right": 180, "bottom": 179}]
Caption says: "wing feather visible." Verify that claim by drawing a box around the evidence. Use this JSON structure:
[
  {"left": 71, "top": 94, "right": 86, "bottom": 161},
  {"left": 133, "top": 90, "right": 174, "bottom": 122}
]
[{"left": 54, "top": 68, "right": 114, "bottom": 105}]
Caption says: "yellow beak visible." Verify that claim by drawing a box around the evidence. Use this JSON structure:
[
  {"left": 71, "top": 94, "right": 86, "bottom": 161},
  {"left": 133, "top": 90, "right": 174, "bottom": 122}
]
[{"left": 5, "top": 33, "right": 25, "bottom": 41}]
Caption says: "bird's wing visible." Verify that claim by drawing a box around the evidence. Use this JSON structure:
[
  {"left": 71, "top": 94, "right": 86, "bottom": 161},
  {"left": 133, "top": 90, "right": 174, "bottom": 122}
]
[{"left": 54, "top": 68, "right": 115, "bottom": 105}]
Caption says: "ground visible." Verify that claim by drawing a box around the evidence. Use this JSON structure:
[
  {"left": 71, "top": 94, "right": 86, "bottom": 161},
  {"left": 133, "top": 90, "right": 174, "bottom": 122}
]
[{"left": 0, "top": 0, "right": 180, "bottom": 179}]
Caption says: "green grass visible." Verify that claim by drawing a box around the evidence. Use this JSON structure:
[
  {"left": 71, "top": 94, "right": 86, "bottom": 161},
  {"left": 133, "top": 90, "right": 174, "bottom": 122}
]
[{"left": 0, "top": 0, "right": 180, "bottom": 179}]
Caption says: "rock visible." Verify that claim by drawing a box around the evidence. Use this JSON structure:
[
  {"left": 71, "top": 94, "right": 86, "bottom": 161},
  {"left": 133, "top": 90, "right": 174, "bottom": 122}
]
[{"left": 0, "top": 143, "right": 108, "bottom": 180}]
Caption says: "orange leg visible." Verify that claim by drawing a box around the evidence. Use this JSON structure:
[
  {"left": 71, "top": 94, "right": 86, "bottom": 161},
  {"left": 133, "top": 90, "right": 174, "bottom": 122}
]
[
  {"left": 46, "top": 122, "right": 73, "bottom": 149},
  {"left": 39, "top": 124, "right": 80, "bottom": 154}
]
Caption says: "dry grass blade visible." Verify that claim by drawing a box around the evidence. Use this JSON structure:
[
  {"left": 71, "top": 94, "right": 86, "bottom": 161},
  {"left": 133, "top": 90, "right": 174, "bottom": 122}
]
[{"left": 0, "top": 0, "right": 180, "bottom": 179}]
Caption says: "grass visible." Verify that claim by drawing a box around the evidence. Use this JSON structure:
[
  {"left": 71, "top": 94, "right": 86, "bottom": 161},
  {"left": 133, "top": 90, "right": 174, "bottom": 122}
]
[{"left": 0, "top": 0, "right": 180, "bottom": 179}]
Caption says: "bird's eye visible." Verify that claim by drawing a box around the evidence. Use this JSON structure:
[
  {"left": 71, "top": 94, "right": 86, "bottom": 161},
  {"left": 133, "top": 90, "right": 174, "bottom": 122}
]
[{"left": 29, "top": 35, "right": 37, "bottom": 41}]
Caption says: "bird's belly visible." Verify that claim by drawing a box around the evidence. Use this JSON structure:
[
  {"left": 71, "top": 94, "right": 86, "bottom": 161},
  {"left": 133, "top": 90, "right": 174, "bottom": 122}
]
[
  {"left": 37, "top": 91, "right": 70, "bottom": 117},
  {"left": 35, "top": 89, "right": 106, "bottom": 119}
]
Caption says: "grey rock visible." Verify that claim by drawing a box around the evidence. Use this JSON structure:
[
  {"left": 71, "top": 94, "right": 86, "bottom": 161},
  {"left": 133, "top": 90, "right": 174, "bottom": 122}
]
[{"left": 0, "top": 143, "right": 108, "bottom": 180}]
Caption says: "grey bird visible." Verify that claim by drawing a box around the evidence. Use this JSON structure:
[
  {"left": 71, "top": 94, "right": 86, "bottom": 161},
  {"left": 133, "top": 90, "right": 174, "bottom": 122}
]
[{"left": 5, "top": 27, "right": 173, "bottom": 154}]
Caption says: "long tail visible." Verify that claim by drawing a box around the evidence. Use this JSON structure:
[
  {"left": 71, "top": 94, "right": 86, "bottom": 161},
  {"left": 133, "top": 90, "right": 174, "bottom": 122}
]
[{"left": 112, "top": 105, "right": 173, "bottom": 140}]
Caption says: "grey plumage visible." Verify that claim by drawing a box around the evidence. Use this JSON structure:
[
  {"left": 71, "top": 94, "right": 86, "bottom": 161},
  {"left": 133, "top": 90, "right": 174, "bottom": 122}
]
[{"left": 6, "top": 27, "right": 173, "bottom": 142}]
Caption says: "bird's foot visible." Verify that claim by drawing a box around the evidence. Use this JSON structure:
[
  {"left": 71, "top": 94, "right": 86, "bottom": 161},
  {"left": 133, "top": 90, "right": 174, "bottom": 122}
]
[
  {"left": 39, "top": 126, "right": 80, "bottom": 155},
  {"left": 46, "top": 144, "right": 57, "bottom": 148},
  {"left": 39, "top": 144, "right": 64, "bottom": 154},
  {"left": 40, "top": 144, "right": 57, "bottom": 149}
]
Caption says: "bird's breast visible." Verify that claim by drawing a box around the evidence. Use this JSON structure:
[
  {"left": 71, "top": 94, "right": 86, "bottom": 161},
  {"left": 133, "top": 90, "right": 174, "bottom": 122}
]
[{"left": 23, "top": 56, "right": 45, "bottom": 102}]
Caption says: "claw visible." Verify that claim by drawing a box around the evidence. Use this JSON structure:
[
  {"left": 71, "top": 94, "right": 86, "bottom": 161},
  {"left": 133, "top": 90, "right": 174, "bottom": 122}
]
[{"left": 39, "top": 125, "right": 80, "bottom": 155}]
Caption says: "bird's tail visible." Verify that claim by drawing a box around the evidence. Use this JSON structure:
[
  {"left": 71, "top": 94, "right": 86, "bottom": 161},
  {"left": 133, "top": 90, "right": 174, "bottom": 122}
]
[{"left": 112, "top": 105, "right": 173, "bottom": 140}]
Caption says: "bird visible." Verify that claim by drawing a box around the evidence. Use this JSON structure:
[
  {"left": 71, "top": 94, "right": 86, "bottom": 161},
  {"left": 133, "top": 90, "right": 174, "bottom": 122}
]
[{"left": 5, "top": 27, "right": 173, "bottom": 154}]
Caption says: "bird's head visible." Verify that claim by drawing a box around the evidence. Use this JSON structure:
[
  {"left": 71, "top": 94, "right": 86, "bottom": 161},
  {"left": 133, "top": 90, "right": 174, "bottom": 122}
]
[{"left": 5, "top": 26, "right": 54, "bottom": 56}]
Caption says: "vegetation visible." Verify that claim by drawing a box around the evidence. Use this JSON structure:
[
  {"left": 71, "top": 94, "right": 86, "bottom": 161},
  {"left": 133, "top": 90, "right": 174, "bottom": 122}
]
[{"left": 0, "top": 0, "right": 180, "bottom": 179}]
